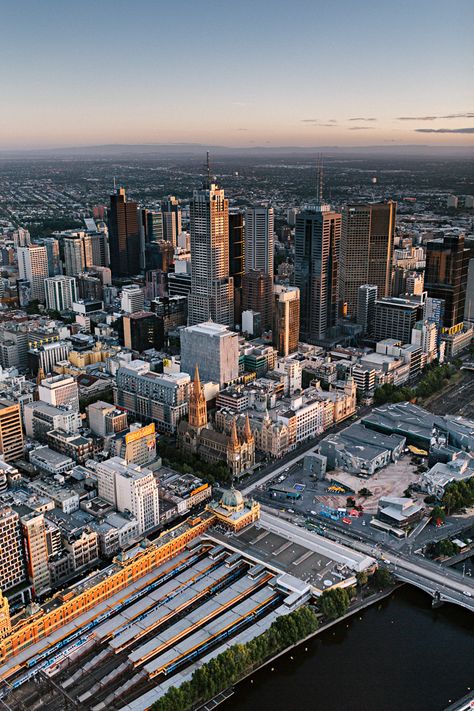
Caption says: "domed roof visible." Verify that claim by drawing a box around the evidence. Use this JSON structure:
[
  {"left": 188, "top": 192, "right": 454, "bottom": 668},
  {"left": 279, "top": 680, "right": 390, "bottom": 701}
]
[{"left": 220, "top": 486, "right": 244, "bottom": 509}]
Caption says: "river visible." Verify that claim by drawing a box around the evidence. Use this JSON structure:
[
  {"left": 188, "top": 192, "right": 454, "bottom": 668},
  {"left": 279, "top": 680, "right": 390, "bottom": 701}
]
[{"left": 224, "top": 585, "right": 474, "bottom": 711}]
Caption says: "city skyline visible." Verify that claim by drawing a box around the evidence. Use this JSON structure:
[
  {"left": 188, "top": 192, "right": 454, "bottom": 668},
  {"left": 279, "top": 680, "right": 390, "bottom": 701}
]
[{"left": 1, "top": 0, "right": 472, "bottom": 149}]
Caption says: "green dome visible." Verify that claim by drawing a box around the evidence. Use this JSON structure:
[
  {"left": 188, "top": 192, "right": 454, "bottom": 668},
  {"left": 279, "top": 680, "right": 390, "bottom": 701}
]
[{"left": 221, "top": 487, "right": 244, "bottom": 509}]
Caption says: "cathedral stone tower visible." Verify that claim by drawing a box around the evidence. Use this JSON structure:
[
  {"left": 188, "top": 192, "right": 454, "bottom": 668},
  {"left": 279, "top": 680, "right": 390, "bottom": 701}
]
[{"left": 188, "top": 364, "right": 207, "bottom": 432}]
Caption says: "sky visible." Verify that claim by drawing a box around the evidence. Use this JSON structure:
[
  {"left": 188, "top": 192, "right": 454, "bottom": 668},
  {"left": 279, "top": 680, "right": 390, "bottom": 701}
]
[{"left": 0, "top": 0, "right": 473, "bottom": 149}]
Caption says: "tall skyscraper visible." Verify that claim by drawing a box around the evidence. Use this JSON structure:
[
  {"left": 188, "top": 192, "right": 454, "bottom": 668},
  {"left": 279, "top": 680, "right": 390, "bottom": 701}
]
[
  {"left": 17, "top": 245, "right": 49, "bottom": 302},
  {"left": 108, "top": 187, "right": 140, "bottom": 277},
  {"left": 229, "top": 212, "right": 245, "bottom": 326},
  {"left": 339, "top": 201, "right": 396, "bottom": 318},
  {"left": 161, "top": 196, "right": 182, "bottom": 246},
  {"left": 63, "top": 231, "right": 108, "bottom": 276},
  {"left": 188, "top": 155, "right": 234, "bottom": 327},
  {"left": 424, "top": 232, "right": 470, "bottom": 329},
  {"left": 295, "top": 206, "right": 341, "bottom": 342},
  {"left": 244, "top": 206, "right": 274, "bottom": 276},
  {"left": 273, "top": 285, "right": 300, "bottom": 356}
]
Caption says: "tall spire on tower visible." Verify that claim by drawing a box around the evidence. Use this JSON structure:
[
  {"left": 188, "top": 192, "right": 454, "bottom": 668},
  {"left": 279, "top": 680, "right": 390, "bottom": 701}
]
[
  {"left": 229, "top": 418, "right": 240, "bottom": 449},
  {"left": 204, "top": 151, "right": 212, "bottom": 189},
  {"left": 315, "top": 153, "right": 324, "bottom": 205},
  {"left": 243, "top": 414, "right": 253, "bottom": 442}
]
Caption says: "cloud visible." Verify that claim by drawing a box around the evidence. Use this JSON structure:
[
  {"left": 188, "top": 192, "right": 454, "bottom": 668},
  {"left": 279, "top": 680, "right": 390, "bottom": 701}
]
[
  {"left": 349, "top": 126, "right": 373, "bottom": 130},
  {"left": 236, "top": 128, "right": 248, "bottom": 131},
  {"left": 349, "top": 117, "right": 377, "bottom": 122},
  {"left": 398, "top": 112, "right": 474, "bottom": 121},
  {"left": 301, "top": 120, "right": 337, "bottom": 127},
  {"left": 232, "top": 101, "right": 248, "bottom": 107},
  {"left": 415, "top": 127, "right": 474, "bottom": 134}
]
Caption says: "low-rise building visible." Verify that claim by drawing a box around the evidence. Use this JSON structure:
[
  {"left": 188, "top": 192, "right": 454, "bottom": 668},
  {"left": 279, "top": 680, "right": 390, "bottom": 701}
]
[
  {"left": 421, "top": 451, "right": 474, "bottom": 499},
  {"left": 319, "top": 423, "right": 405, "bottom": 477},
  {"left": 29, "top": 446, "right": 75, "bottom": 476},
  {"left": 376, "top": 496, "right": 424, "bottom": 529}
]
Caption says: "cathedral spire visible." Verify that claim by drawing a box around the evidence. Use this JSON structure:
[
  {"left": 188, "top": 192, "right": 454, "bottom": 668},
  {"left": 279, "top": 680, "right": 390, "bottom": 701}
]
[
  {"left": 188, "top": 364, "right": 207, "bottom": 430},
  {"left": 229, "top": 418, "right": 240, "bottom": 450}
]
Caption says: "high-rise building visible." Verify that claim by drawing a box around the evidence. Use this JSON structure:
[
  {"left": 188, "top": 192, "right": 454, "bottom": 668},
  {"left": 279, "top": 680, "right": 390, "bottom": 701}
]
[
  {"left": 120, "top": 285, "right": 145, "bottom": 314},
  {"left": 108, "top": 187, "right": 140, "bottom": 277},
  {"left": 0, "top": 507, "right": 26, "bottom": 593},
  {"left": 0, "top": 400, "right": 24, "bottom": 463},
  {"left": 229, "top": 212, "right": 245, "bottom": 326},
  {"left": 41, "top": 237, "right": 62, "bottom": 276},
  {"left": 17, "top": 245, "right": 49, "bottom": 302},
  {"left": 180, "top": 322, "right": 239, "bottom": 386},
  {"left": 161, "top": 196, "right": 182, "bottom": 246},
  {"left": 374, "top": 297, "right": 422, "bottom": 343},
  {"left": 357, "top": 284, "right": 378, "bottom": 335},
  {"left": 339, "top": 202, "right": 396, "bottom": 317},
  {"left": 244, "top": 207, "right": 274, "bottom": 276},
  {"left": 45, "top": 275, "right": 77, "bottom": 312},
  {"left": 21, "top": 512, "right": 51, "bottom": 597},
  {"left": 465, "top": 258, "right": 474, "bottom": 325},
  {"left": 38, "top": 375, "right": 79, "bottom": 411},
  {"left": 142, "top": 209, "right": 164, "bottom": 243},
  {"left": 424, "top": 232, "right": 470, "bottom": 329},
  {"left": 295, "top": 206, "right": 341, "bottom": 342},
  {"left": 94, "top": 457, "right": 159, "bottom": 534},
  {"left": 242, "top": 270, "right": 273, "bottom": 332},
  {"left": 188, "top": 157, "right": 234, "bottom": 327},
  {"left": 122, "top": 312, "right": 164, "bottom": 351},
  {"left": 273, "top": 285, "right": 300, "bottom": 356},
  {"left": 62, "top": 230, "right": 108, "bottom": 276}
]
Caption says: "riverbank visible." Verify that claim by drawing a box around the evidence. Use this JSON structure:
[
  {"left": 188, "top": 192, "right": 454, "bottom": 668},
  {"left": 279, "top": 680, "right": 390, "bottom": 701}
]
[
  {"left": 223, "top": 585, "right": 474, "bottom": 711},
  {"left": 197, "top": 585, "right": 400, "bottom": 711}
]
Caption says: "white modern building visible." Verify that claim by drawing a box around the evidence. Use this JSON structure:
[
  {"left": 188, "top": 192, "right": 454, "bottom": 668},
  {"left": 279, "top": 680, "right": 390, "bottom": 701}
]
[
  {"left": 94, "top": 457, "right": 160, "bottom": 534},
  {"left": 120, "top": 285, "right": 145, "bottom": 314},
  {"left": 45, "top": 275, "right": 77, "bottom": 312},
  {"left": 17, "top": 245, "right": 49, "bottom": 302}
]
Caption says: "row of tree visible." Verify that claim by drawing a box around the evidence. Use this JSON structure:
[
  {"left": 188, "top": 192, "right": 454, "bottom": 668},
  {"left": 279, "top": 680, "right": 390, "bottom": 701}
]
[
  {"left": 151, "top": 606, "right": 319, "bottom": 711},
  {"left": 373, "top": 363, "right": 456, "bottom": 405}
]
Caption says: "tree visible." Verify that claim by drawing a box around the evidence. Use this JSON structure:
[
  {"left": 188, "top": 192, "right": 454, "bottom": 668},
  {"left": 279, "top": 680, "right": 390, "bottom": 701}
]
[
  {"left": 372, "top": 566, "right": 393, "bottom": 589},
  {"left": 319, "top": 588, "right": 350, "bottom": 620},
  {"left": 430, "top": 505, "right": 445, "bottom": 524},
  {"left": 356, "top": 570, "right": 369, "bottom": 587}
]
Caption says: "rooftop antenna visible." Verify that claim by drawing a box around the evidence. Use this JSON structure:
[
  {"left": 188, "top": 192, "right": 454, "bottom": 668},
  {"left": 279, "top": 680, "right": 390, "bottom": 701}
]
[
  {"left": 205, "top": 151, "right": 211, "bottom": 188},
  {"left": 315, "top": 153, "right": 323, "bottom": 205}
]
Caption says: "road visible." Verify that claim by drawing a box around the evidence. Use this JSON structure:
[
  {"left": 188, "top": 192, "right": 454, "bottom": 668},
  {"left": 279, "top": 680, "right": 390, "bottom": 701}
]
[
  {"left": 259, "top": 506, "right": 474, "bottom": 611},
  {"left": 241, "top": 410, "right": 369, "bottom": 497}
]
